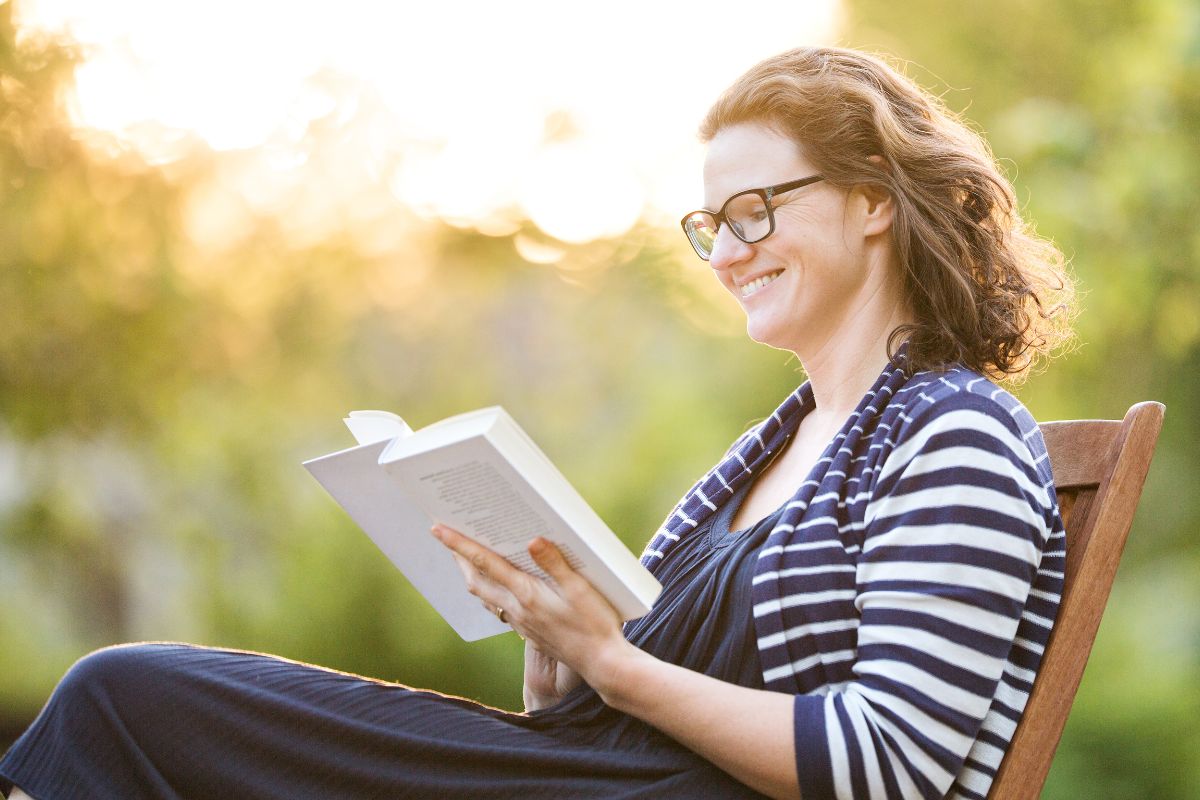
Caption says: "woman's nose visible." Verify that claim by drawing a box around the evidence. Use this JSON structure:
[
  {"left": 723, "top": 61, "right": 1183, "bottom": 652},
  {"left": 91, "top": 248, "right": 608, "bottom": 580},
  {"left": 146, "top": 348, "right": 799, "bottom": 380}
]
[{"left": 707, "top": 225, "right": 754, "bottom": 272}]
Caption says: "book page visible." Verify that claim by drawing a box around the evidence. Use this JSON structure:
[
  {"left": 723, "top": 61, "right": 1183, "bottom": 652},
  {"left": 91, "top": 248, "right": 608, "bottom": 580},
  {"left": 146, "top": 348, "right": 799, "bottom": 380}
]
[
  {"left": 383, "top": 436, "right": 655, "bottom": 620},
  {"left": 420, "top": 458, "right": 586, "bottom": 576},
  {"left": 344, "top": 410, "right": 413, "bottom": 445},
  {"left": 303, "top": 441, "right": 509, "bottom": 641}
]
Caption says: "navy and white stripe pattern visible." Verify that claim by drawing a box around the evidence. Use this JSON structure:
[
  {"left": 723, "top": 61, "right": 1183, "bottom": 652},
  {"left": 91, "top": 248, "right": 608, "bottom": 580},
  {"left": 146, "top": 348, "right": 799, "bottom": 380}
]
[{"left": 641, "top": 352, "right": 1064, "bottom": 799}]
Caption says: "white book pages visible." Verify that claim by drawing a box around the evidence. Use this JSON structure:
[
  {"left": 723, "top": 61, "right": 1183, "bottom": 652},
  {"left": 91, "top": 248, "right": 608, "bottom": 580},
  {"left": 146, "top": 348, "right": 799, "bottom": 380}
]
[
  {"left": 382, "top": 425, "right": 659, "bottom": 620},
  {"left": 305, "top": 406, "right": 661, "bottom": 640},
  {"left": 303, "top": 440, "right": 509, "bottom": 641},
  {"left": 344, "top": 410, "right": 414, "bottom": 445}
]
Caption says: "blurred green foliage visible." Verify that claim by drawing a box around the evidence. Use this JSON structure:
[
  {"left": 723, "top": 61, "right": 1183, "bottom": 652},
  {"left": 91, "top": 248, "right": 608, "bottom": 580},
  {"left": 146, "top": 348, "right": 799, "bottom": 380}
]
[
  {"left": 1, "top": 0, "right": 1197, "bottom": 795},
  {"left": 0, "top": 0, "right": 794, "bottom": 719}
]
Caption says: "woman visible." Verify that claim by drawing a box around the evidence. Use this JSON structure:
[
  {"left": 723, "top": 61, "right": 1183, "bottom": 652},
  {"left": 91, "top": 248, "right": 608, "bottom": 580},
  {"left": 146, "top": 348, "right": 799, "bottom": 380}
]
[{"left": 1, "top": 47, "right": 1072, "bottom": 800}]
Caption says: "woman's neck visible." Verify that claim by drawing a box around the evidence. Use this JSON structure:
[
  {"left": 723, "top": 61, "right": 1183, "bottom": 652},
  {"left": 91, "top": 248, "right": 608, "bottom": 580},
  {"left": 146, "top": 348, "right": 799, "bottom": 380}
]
[{"left": 795, "top": 291, "right": 914, "bottom": 425}]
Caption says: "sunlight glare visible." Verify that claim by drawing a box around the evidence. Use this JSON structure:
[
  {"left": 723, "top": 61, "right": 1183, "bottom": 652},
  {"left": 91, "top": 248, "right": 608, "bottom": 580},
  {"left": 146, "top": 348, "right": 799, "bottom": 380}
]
[
  {"left": 15, "top": 0, "right": 843, "bottom": 244},
  {"left": 519, "top": 140, "right": 644, "bottom": 244}
]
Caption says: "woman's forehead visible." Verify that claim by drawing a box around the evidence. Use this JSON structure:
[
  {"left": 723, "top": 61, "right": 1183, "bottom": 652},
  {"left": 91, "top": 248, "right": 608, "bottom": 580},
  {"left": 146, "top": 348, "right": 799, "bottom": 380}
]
[{"left": 702, "top": 123, "right": 813, "bottom": 203}]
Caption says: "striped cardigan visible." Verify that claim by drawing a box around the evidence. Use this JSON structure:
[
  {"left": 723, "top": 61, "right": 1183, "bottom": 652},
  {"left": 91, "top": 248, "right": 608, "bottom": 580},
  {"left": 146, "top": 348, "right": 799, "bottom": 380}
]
[{"left": 641, "top": 354, "right": 1064, "bottom": 800}]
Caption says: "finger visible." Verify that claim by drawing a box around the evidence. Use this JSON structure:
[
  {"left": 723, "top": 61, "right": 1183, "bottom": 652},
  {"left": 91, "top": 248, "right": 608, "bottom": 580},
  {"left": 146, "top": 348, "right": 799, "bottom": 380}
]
[
  {"left": 447, "top": 551, "right": 477, "bottom": 585},
  {"left": 433, "top": 524, "right": 521, "bottom": 586},
  {"left": 435, "top": 526, "right": 553, "bottom": 637},
  {"left": 449, "top": 552, "right": 520, "bottom": 624},
  {"left": 447, "top": 551, "right": 510, "bottom": 600},
  {"left": 528, "top": 537, "right": 581, "bottom": 587}
]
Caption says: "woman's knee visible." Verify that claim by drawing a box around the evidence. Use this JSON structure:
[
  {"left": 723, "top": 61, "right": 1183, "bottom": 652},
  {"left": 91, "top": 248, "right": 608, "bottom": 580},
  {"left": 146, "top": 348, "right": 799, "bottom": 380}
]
[{"left": 57, "top": 642, "right": 188, "bottom": 706}]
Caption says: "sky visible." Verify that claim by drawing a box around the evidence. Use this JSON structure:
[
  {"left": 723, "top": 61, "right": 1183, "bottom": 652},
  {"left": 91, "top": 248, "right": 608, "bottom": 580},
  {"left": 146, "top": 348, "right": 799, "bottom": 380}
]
[{"left": 12, "top": 0, "right": 843, "bottom": 244}]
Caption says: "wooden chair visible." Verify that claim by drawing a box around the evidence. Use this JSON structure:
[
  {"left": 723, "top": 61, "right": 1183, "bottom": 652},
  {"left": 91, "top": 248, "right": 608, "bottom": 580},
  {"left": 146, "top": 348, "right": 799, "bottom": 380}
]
[{"left": 988, "top": 401, "right": 1165, "bottom": 799}]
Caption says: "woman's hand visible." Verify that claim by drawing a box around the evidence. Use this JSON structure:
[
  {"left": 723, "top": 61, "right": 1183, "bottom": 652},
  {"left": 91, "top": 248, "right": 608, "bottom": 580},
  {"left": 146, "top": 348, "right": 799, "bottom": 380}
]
[
  {"left": 430, "top": 524, "right": 632, "bottom": 701},
  {"left": 431, "top": 523, "right": 800, "bottom": 798},
  {"left": 523, "top": 638, "right": 582, "bottom": 712}
]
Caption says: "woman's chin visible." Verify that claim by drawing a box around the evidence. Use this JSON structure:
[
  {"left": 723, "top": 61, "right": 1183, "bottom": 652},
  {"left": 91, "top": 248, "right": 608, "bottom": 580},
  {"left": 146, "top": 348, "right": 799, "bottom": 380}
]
[{"left": 744, "top": 317, "right": 799, "bottom": 352}]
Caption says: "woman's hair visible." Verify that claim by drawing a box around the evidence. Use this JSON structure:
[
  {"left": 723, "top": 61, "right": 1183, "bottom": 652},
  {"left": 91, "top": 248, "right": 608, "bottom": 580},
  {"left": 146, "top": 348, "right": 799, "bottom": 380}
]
[{"left": 700, "top": 47, "right": 1075, "bottom": 382}]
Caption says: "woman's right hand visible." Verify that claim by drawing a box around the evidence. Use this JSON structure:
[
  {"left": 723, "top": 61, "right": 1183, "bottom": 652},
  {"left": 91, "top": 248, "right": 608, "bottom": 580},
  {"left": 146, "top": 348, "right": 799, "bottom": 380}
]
[{"left": 523, "top": 638, "right": 583, "bottom": 712}]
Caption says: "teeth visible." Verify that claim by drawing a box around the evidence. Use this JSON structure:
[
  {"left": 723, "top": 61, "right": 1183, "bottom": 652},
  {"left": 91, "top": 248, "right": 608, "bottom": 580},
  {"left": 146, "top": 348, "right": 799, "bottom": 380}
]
[{"left": 741, "top": 271, "right": 783, "bottom": 298}]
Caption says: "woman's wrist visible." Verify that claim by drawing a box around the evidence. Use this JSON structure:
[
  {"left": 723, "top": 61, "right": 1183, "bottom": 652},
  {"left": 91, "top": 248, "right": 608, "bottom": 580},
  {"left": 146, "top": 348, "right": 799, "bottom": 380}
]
[{"left": 586, "top": 638, "right": 656, "bottom": 712}]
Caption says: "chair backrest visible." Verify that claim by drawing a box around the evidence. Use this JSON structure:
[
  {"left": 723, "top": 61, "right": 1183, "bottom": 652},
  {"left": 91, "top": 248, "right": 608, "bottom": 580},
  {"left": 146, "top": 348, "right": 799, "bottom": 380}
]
[{"left": 988, "top": 401, "right": 1165, "bottom": 799}]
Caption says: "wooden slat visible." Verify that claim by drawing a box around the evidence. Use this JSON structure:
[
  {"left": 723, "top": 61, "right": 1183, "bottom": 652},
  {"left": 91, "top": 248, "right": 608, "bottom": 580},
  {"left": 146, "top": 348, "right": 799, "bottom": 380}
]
[
  {"left": 1039, "top": 419, "right": 1121, "bottom": 489},
  {"left": 988, "top": 401, "right": 1165, "bottom": 799}
]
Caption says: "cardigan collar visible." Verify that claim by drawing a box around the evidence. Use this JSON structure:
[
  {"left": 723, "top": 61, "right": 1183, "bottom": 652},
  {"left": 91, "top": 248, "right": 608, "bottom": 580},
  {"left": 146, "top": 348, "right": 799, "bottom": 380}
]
[{"left": 641, "top": 342, "right": 911, "bottom": 570}]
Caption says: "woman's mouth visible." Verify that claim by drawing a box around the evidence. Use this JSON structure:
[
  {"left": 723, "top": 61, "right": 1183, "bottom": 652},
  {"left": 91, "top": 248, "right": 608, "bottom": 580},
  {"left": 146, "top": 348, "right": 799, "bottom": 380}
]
[{"left": 740, "top": 271, "right": 783, "bottom": 298}]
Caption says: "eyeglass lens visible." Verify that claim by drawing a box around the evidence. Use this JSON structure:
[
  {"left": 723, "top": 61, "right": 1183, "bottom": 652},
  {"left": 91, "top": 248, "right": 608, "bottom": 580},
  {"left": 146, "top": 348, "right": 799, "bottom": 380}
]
[{"left": 683, "top": 191, "right": 772, "bottom": 260}]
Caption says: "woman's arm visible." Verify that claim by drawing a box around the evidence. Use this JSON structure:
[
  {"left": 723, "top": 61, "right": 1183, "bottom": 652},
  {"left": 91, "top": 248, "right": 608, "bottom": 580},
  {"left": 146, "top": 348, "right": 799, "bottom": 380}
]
[
  {"left": 433, "top": 526, "right": 802, "bottom": 799},
  {"left": 593, "top": 643, "right": 800, "bottom": 799}
]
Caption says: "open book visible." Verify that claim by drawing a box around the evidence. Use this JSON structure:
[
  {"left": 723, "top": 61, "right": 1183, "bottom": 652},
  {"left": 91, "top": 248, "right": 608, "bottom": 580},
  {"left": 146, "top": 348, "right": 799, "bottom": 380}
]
[{"left": 303, "top": 407, "right": 662, "bottom": 641}]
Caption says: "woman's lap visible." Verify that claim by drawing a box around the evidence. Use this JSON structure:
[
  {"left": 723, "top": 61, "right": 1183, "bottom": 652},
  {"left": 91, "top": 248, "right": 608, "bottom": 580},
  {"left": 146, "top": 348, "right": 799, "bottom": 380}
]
[{"left": 0, "top": 643, "right": 756, "bottom": 800}]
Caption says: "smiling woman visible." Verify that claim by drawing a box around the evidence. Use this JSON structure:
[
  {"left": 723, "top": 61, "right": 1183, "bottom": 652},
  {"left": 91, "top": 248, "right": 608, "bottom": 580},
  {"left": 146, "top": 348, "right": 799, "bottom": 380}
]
[{"left": 1, "top": 46, "right": 1075, "bottom": 800}]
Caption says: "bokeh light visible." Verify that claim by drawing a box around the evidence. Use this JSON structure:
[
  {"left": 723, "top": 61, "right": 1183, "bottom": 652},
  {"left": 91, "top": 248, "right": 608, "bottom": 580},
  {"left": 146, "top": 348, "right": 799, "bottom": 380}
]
[{"left": 14, "top": 0, "right": 843, "bottom": 243}]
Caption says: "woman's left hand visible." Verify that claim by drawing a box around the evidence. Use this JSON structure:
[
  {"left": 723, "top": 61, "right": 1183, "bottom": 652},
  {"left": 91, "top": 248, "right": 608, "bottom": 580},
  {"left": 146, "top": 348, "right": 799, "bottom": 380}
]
[{"left": 430, "top": 524, "right": 632, "bottom": 689}]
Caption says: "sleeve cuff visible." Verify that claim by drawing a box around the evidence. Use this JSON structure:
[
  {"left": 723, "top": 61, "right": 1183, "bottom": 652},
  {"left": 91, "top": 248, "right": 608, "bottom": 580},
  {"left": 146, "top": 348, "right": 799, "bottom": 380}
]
[{"left": 795, "top": 693, "right": 835, "bottom": 799}]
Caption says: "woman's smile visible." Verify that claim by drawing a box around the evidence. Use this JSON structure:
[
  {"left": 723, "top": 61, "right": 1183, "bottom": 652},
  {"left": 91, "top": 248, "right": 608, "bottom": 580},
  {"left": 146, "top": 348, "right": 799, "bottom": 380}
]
[{"left": 738, "top": 270, "right": 784, "bottom": 298}]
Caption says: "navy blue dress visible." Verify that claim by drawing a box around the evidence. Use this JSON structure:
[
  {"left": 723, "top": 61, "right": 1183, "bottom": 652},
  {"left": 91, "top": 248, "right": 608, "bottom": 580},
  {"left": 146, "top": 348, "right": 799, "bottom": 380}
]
[{"left": 0, "top": 484, "right": 782, "bottom": 799}]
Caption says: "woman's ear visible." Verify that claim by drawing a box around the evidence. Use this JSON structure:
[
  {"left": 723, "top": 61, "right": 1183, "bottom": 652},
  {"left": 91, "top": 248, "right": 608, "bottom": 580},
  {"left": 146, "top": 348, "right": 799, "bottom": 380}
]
[{"left": 859, "top": 155, "right": 894, "bottom": 237}]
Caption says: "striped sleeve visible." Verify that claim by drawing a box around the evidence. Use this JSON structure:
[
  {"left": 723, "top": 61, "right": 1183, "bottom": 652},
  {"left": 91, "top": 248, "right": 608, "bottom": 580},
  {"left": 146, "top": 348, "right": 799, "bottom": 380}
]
[{"left": 793, "top": 394, "right": 1055, "bottom": 800}]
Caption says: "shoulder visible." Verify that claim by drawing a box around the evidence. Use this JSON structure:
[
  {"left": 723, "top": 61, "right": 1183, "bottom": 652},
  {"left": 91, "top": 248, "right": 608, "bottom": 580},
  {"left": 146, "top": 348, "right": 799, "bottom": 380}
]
[
  {"left": 890, "top": 367, "right": 1036, "bottom": 436},
  {"left": 873, "top": 366, "right": 1053, "bottom": 496},
  {"left": 885, "top": 368, "right": 1040, "bottom": 453},
  {"left": 863, "top": 367, "right": 1059, "bottom": 549}
]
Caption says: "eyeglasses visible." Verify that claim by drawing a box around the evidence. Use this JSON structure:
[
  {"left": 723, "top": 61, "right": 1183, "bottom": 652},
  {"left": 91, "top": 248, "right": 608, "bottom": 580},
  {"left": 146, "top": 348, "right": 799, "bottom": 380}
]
[{"left": 679, "top": 174, "right": 824, "bottom": 261}]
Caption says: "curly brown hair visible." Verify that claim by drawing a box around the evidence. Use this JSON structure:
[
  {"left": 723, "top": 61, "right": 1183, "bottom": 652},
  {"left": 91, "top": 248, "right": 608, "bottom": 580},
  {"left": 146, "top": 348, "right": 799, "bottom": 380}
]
[{"left": 700, "top": 47, "right": 1075, "bottom": 382}]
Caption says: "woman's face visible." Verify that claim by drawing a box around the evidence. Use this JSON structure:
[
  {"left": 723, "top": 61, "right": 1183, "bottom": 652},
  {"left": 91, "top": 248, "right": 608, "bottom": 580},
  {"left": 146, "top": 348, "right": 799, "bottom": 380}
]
[{"left": 702, "top": 123, "right": 890, "bottom": 356}]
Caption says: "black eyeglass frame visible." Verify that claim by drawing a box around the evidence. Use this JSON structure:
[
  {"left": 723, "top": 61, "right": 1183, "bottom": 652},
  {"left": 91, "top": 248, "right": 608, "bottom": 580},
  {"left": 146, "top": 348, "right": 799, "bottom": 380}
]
[{"left": 679, "top": 174, "right": 824, "bottom": 261}]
